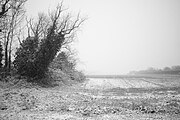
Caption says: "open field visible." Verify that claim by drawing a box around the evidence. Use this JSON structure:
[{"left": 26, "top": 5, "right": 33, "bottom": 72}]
[
  {"left": 0, "top": 74, "right": 180, "bottom": 120},
  {"left": 85, "top": 74, "right": 180, "bottom": 89}
]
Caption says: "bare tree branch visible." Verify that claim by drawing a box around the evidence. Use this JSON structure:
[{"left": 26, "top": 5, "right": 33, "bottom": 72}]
[
  {"left": 0, "top": 0, "right": 27, "bottom": 72},
  {"left": 0, "top": 0, "right": 11, "bottom": 18}
]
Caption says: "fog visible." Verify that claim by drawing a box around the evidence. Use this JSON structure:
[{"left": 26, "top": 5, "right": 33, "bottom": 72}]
[{"left": 26, "top": 0, "right": 180, "bottom": 75}]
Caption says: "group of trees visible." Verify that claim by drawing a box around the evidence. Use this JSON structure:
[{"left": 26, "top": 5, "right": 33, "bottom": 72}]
[
  {"left": 0, "top": 0, "right": 27, "bottom": 73},
  {"left": 129, "top": 66, "right": 180, "bottom": 75},
  {"left": 0, "top": 0, "right": 85, "bottom": 82}
]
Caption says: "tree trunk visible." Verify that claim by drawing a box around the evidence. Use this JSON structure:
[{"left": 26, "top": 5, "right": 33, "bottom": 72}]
[
  {"left": 8, "top": 26, "right": 14, "bottom": 72},
  {"left": 4, "top": 30, "right": 10, "bottom": 75},
  {"left": 8, "top": 48, "right": 11, "bottom": 72},
  {"left": 4, "top": 41, "right": 9, "bottom": 70}
]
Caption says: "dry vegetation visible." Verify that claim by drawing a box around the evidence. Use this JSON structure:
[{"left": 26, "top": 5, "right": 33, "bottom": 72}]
[
  {"left": 0, "top": 1, "right": 180, "bottom": 120},
  {"left": 0, "top": 75, "right": 180, "bottom": 120}
]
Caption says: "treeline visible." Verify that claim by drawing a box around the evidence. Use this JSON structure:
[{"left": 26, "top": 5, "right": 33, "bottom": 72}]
[
  {"left": 0, "top": 0, "right": 86, "bottom": 84},
  {"left": 129, "top": 66, "right": 180, "bottom": 75}
]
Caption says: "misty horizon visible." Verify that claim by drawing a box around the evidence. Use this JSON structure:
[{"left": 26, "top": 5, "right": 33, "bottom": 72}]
[{"left": 26, "top": 0, "right": 180, "bottom": 75}]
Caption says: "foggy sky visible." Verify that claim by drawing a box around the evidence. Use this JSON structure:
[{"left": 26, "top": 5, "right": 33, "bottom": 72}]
[{"left": 26, "top": 0, "right": 180, "bottom": 75}]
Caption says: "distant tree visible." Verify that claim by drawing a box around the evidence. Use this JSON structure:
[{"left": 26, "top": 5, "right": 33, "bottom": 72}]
[
  {"left": 171, "top": 66, "right": 180, "bottom": 71},
  {"left": 147, "top": 67, "right": 156, "bottom": 72},
  {"left": 129, "top": 65, "right": 180, "bottom": 75},
  {"left": 163, "top": 67, "right": 171, "bottom": 71}
]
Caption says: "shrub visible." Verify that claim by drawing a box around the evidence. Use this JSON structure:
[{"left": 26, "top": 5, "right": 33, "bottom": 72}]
[
  {"left": 50, "top": 52, "right": 86, "bottom": 81},
  {"left": 13, "top": 37, "right": 39, "bottom": 78}
]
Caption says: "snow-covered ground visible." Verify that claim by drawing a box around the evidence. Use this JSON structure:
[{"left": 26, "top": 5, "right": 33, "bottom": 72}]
[
  {"left": 84, "top": 75, "right": 180, "bottom": 89},
  {"left": 0, "top": 75, "right": 180, "bottom": 120}
]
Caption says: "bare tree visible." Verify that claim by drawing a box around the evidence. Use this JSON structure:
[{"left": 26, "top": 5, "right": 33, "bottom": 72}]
[
  {"left": 0, "top": 0, "right": 11, "bottom": 34},
  {"left": 34, "top": 2, "right": 85, "bottom": 78},
  {"left": 14, "top": 2, "right": 86, "bottom": 80},
  {"left": 25, "top": 2, "right": 85, "bottom": 49},
  {"left": 27, "top": 15, "right": 50, "bottom": 39},
  {"left": 0, "top": 0, "right": 27, "bottom": 73}
]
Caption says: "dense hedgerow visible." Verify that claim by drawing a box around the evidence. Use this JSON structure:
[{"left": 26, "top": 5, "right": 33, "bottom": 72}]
[{"left": 50, "top": 52, "right": 86, "bottom": 81}]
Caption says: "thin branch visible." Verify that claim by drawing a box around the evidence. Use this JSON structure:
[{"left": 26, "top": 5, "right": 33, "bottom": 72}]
[
  {"left": 0, "top": 0, "right": 11, "bottom": 18},
  {"left": 62, "top": 13, "right": 86, "bottom": 35}
]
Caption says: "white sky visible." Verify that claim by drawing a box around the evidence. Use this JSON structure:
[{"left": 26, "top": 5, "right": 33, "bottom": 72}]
[{"left": 26, "top": 0, "right": 180, "bottom": 75}]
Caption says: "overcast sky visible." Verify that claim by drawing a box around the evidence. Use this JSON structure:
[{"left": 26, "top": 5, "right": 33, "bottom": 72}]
[{"left": 26, "top": 0, "right": 180, "bottom": 75}]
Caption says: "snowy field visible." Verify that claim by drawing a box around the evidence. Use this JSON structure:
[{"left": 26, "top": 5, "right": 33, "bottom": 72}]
[
  {"left": 85, "top": 74, "right": 180, "bottom": 89},
  {"left": 0, "top": 74, "right": 180, "bottom": 120}
]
